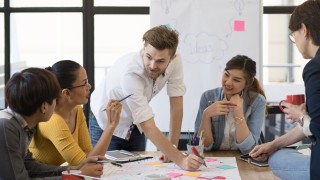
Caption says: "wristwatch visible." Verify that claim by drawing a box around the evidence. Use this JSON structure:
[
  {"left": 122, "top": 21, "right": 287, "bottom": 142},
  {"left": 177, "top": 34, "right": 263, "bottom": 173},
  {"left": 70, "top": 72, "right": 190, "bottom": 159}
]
[{"left": 298, "top": 114, "right": 304, "bottom": 126}]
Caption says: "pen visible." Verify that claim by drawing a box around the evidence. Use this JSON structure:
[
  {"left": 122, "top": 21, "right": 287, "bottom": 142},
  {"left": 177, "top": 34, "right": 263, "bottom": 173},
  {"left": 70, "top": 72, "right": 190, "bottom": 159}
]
[
  {"left": 226, "top": 102, "right": 237, "bottom": 106},
  {"left": 118, "top": 94, "right": 133, "bottom": 102},
  {"left": 208, "top": 101, "right": 237, "bottom": 106},
  {"left": 103, "top": 94, "right": 133, "bottom": 111},
  {"left": 97, "top": 160, "right": 123, "bottom": 167},
  {"left": 191, "top": 146, "right": 207, "bottom": 167}
]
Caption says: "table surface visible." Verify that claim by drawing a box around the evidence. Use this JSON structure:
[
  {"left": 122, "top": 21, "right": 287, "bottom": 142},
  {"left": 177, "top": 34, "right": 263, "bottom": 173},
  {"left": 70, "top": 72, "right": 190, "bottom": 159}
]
[{"left": 138, "top": 151, "right": 280, "bottom": 180}]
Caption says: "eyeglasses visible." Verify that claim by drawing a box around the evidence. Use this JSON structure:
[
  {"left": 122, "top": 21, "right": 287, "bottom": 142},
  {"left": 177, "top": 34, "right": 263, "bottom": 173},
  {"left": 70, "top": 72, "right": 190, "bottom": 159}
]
[
  {"left": 67, "top": 79, "right": 89, "bottom": 89},
  {"left": 289, "top": 31, "right": 295, "bottom": 43}
]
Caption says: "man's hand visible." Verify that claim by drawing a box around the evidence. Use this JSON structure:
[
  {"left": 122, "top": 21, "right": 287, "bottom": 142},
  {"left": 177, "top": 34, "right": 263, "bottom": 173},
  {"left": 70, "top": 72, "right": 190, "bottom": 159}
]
[
  {"left": 159, "top": 154, "right": 172, "bottom": 163},
  {"left": 178, "top": 154, "right": 204, "bottom": 171}
]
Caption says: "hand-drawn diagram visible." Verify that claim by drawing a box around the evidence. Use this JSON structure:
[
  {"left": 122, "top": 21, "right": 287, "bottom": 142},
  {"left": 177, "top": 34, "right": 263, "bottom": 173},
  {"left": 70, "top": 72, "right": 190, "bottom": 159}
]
[
  {"left": 181, "top": 32, "right": 228, "bottom": 64},
  {"left": 160, "top": 0, "right": 173, "bottom": 14},
  {"left": 234, "top": 0, "right": 245, "bottom": 16}
]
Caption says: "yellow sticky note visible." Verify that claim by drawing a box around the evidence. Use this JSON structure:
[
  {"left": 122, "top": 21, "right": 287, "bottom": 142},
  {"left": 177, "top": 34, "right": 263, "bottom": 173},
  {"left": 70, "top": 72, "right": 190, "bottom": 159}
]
[
  {"left": 183, "top": 172, "right": 201, "bottom": 177},
  {"left": 146, "top": 161, "right": 163, "bottom": 166}
]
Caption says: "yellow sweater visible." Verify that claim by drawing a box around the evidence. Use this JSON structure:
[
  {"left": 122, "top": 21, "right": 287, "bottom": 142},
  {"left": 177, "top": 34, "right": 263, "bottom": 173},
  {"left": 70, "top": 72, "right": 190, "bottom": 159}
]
[{"left": 29, "top": 106, "right": 92, "bottom": 166}]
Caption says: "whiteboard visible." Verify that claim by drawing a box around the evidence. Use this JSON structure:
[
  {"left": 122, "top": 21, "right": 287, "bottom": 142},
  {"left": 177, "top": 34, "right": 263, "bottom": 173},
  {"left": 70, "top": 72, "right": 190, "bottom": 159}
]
[{"left": 150, "top": 0, "right": 262, "bottom": 132}]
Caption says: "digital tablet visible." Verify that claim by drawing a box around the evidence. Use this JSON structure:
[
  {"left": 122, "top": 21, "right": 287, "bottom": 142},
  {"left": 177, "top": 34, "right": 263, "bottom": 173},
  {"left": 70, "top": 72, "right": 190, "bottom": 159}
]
[
  {"left": 106, "top": 150, "right": 152, "bottom": 163},
  {"left": 239, "top": 154, "right": 269, "bottom": 167}
]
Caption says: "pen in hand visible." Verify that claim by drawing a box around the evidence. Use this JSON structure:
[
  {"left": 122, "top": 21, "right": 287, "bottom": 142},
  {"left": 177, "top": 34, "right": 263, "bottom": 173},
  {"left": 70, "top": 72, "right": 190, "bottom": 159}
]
[
  {"left": 191, "top": 146, "right": 207, "bottom": 167},
  {"left": 208, "top": 100, "right": 237, "bottom": 106},
  {"left": 103, "top": 94, "right": 133, "bottom": 111},
  {"left": 118, "top": 94, "right": 133, "bottom": 102},
  {"left": 97, "top": 160, "right": 122, "bottom": 167}
]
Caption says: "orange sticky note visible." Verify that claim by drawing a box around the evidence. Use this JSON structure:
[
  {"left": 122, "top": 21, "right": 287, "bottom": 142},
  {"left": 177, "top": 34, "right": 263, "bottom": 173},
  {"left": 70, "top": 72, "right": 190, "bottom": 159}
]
[
  {"left": 145, "top": 161, "right": 162, "bottom": 166},
  {"left": 183, "top": 172, "right": 201, "bottom": 177},
  {"left": 234, "top": 20, "right": 245, "bottom": 31}
]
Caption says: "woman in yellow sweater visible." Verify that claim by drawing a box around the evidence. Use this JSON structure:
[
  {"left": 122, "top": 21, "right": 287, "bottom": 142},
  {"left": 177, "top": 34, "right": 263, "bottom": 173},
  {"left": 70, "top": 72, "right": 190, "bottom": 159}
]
[{"left": 29, "top": 60, "right": 122, "bottom": 166}]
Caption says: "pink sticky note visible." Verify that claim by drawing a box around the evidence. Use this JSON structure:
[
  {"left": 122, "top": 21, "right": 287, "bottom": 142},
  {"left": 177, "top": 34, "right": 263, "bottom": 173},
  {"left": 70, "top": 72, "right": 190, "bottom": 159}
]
[
  {"left": 206, "top": 157, "right": 218, "bottom": 162},
  {"left": 167, "top": 172, "right": 183, "bottom": 178},
  {"left": 213, "top": 176, "right": 226, "bottom": 179},
  {"left": 234, "top": 20, "right": 245, "bottom": 31}
]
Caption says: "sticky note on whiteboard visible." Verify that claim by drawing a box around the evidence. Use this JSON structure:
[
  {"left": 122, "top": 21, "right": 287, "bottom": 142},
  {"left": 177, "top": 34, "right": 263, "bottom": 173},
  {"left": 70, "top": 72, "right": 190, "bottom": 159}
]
[{"left": 234, "top": 20, "right": 245, "bottom": 31}]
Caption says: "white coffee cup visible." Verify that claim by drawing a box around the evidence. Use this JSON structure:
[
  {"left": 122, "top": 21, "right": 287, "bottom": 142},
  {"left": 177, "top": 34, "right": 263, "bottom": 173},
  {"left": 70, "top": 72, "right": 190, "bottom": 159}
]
[{"left": 144, "top": 174, "right": 171, "bottom": 180}]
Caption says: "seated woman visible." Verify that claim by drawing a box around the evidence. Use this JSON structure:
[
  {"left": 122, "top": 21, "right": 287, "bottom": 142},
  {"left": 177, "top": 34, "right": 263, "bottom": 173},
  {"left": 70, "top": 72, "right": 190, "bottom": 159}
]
[
  {"left": 194, "top": 55, "right": 266, "bottom": 154},
  {"left": 29, "top": 60, "right": 122, "bottom": 166},
  {"left": 0, "top": 68, "right": 104, "bottom": 179}
]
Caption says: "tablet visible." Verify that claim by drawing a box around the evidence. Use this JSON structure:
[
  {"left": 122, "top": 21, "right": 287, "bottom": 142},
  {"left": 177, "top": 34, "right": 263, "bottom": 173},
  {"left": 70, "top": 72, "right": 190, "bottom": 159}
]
[
  {"left": 106, "top": 150, "right": 152, "bottom": 163},
  {"left": 239, "top": 154, "right": 269, "bottom": 167}
]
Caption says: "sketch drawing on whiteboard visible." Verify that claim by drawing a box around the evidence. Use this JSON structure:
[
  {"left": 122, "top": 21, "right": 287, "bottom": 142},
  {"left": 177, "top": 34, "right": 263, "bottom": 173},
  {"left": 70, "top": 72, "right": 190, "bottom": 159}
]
[
  {"left": 161, "top": 0, "right": 173, "bottom": 14},
  {"left": 180, "top": 32, "right": 228, "bottom": 64},
  {"left": 234, "top": 0, "right": 245, "bottom": 16}
]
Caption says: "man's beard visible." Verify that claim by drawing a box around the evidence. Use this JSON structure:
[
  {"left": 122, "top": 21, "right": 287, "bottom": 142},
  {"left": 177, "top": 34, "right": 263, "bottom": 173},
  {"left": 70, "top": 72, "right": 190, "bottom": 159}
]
[{"left": 144, "top": 68, "right": 164, "bottom": 79}]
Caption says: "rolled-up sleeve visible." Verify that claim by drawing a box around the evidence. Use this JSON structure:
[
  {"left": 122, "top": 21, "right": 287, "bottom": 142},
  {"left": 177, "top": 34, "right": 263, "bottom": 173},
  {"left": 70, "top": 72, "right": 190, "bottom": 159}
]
[
  {"left": 121, "top": 72, "right": 154, "bottom": 125},
  {"left": 166, "top": 54, "right": 186, "bottom": 97},
  {"left": 235, "top": 95, "right": 266, "bottom": 154}
]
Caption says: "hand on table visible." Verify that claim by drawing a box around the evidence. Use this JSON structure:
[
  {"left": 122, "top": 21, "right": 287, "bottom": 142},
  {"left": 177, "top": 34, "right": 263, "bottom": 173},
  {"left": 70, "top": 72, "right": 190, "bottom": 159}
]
[
  {"left": 78, "top": 156, "right": 106, "bottom": 177},
  {"left": 249, "top": 142, "right": 277, "bottom": 161}
]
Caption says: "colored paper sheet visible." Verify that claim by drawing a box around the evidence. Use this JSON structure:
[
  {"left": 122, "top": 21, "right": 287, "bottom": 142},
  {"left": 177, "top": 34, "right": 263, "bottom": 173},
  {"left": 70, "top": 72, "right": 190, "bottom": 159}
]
[
  {"left": 234, "top": 20, "right": 245, "bottom": 31},
  {"left": 206, "top": 157, "right": 218, "bottom": 162},
  {"left": 216, "top": 164, "right": 236, "bottom": 169},
  {"left": 213, "top": 176, "right": 226, "bottom": 179},
  {"left": 146, "top": 161, "right": 163, "bottom": 166},
  {"left": 167, "top": 172, "right": 183, "bottom": 178},
  {"left": 183, "top": 172, "right": 201, "bottom": 177}
]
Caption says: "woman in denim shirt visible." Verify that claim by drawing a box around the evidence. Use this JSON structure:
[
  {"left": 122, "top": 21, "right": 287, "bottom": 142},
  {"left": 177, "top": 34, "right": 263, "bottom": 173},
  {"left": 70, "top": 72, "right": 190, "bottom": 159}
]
[{"left": 194, "top": 55, "right": 266, "bottom": 154}]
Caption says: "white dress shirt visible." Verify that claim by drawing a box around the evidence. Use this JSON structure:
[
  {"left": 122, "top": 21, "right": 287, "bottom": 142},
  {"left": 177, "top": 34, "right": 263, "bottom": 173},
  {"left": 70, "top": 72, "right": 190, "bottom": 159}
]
[{"left": 90, "top": 49, "right": 186, "bottom": 139}]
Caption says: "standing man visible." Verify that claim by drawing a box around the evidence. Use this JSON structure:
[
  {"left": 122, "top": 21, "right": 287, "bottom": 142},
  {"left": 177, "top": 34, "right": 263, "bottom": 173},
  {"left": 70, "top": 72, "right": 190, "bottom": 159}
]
[{"left": 90, "top": 25, "right": 203, "bottom": 171}]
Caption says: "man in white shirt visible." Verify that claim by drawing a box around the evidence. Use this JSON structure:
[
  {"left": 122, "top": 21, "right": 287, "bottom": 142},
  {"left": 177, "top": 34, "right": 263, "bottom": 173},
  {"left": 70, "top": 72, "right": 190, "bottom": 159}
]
[{"left": 90, "top": 25, "right": 203, "bottom": 171}]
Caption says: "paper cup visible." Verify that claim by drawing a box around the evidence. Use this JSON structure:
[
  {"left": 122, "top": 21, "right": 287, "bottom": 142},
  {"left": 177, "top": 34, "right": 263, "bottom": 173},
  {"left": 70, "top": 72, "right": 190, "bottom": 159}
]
[
  {"left": 186, "top": 144, "right": 204, "bottom": 156},
  {"left": 144, "top": 174, "right": 171, "bottom": 180}
]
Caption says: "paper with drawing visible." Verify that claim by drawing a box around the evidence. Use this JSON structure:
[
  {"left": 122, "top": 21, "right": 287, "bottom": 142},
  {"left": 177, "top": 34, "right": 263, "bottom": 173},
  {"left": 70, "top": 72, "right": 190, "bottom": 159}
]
[{"left": 101, "top": 157, "right": 241, "bottom": 180}]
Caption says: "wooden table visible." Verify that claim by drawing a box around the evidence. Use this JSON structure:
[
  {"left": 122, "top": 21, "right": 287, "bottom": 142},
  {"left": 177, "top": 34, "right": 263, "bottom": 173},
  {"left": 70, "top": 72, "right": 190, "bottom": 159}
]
[{"left": 138, "top": 151, "right": 279, "bottom": 180}]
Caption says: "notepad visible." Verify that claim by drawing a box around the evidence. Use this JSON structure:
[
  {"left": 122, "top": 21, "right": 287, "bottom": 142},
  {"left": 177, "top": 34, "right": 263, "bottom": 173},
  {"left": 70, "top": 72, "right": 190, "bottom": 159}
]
[{"left": 106, "top": 150, "right": 153, "bottom": 163}]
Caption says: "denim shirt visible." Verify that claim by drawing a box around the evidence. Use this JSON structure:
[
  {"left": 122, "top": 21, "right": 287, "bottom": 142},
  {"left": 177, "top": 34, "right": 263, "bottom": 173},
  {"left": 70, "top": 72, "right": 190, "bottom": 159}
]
[{"left": 194, "top": 87, "right": 266, "bottom": 154}]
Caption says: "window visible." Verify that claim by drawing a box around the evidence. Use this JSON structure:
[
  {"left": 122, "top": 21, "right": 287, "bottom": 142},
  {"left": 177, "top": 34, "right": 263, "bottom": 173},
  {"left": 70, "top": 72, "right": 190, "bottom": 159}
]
[
  {"left": 263, "top": 0, "right": 306, "bottom": 6},
  {"left": 10, "top": 0, "right": 81, "bottom": 7},
  {"left": 10, "top": 13, "right": 83, "bottom": 69},
  {"left": 94, "top": 15, "right": 149, "bottom": 85},
  {"left": 94, "top": 0, "right": 148, "bottom": 7},
  {"left": 0, "top": 13, "right": 4, "bottom": 108}
]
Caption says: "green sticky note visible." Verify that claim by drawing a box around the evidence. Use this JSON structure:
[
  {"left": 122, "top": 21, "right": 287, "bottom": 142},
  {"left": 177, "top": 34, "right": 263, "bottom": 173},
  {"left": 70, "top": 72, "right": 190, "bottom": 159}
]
[{"left": 216, "top": 164, "right": 236, "bottom": 169}]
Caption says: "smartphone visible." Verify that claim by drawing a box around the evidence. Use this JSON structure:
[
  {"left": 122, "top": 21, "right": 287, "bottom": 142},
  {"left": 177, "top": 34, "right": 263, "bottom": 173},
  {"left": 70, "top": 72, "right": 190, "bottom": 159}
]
[{"left": 239, "top": 154, "right": 269, "bottom": 167}]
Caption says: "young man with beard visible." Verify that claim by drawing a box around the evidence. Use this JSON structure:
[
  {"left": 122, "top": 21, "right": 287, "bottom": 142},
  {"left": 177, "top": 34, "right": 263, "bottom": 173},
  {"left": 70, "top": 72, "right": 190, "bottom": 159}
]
[{"left": 90, "top": 25, "right": 203, "bottom": 171}]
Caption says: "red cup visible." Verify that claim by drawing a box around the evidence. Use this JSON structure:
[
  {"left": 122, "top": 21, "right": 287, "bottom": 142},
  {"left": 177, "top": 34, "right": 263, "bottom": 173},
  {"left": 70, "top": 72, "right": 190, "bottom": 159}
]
[
  {"left": 279, "top": 94, "right": 305, "bottom": 112},
  {"left": 61, "top": 170, "right": 83, "bottom": 180}
]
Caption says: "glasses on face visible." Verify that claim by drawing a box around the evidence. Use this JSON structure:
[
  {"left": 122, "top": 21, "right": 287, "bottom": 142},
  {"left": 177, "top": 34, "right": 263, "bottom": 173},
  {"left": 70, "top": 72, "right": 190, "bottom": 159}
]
[
  {"left": 67, "top": 79, "right": 89, "bottom": 89},
  {"left": 289, "top": 31, "right": 295, "bottom": 43}
]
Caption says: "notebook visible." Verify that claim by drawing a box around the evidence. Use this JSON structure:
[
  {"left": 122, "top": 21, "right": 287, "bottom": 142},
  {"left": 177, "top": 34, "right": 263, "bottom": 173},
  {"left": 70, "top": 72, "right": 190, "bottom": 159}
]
[{"left": 106, "top": 150, "right": 153, "bottom": 163}]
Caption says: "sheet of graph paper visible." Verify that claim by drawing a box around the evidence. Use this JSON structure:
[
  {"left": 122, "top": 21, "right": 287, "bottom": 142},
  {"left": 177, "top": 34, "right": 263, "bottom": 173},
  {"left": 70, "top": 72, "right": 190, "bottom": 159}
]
[{"left": 100, "top": 157, "right": 241, "bottom": 180}]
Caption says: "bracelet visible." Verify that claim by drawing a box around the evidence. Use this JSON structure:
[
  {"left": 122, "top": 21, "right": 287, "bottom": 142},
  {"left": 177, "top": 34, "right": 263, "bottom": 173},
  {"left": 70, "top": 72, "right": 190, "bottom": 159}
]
[
  {"left": 234, "top": 117, "right": 245, "bottom": 125},
  {"left": 298, "top": 114, "right": 304, "bottom": 126}
]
